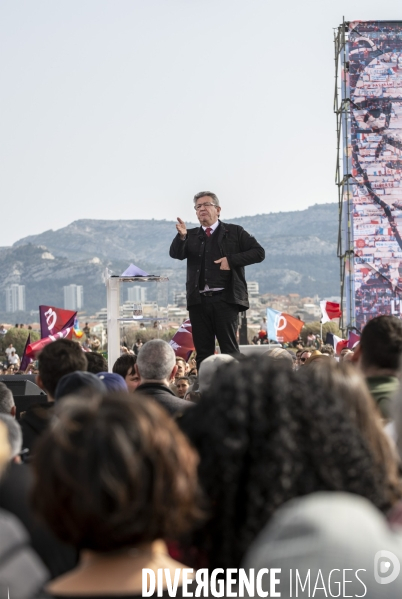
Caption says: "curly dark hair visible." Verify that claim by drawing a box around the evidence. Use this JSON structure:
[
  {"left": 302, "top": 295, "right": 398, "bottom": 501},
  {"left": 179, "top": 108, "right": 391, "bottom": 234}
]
[
  {"left": 32, "top": 393, "right": 201, "bottom": 552},
  {"left": 179, "top": 356, "right": 391, "bottom": 569}
]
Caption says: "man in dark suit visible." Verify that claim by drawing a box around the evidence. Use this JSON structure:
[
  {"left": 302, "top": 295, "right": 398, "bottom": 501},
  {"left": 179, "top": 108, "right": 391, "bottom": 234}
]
[
  {"left": 170, "top": 191, "right": 265, "bottom": 369},
  {"left": 135, "top": 339, "right": 192, "bottom": 417}
]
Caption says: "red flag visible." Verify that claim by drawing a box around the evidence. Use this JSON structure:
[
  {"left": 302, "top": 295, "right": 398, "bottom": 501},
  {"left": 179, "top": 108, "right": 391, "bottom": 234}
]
[
  {"left": 320, "top": 301, "right": 342, "bottom": 323},
  {"left": 267, "top": 308, "right": 304, "bottom": 343},
  {"left": 39, "top": 305, "right": 77, "bottom": 338},
  {"left": 169, "top": 319, "right": 195, "bottom": 360},
  {"left": 26, "top": 326, "right": 74, "bottom": 359}
]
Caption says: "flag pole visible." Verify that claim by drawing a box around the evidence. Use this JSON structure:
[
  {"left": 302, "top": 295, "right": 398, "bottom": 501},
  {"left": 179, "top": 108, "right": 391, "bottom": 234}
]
[{"left": 320, "top": 319, "right": 323, "bottom": 342}]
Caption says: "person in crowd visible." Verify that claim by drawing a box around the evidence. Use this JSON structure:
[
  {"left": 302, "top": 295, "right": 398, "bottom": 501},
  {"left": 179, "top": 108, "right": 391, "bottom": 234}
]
[
  {"left": 132, "top": 338, "right": 143, "bottom": 356},
  {"left": 20, "top": 339, "right": 88, "bottom": 455},
  {"left": 90, "top": 336, "right": 101, "bottom": 352},
  {"left": 308, "top": 359, "right": 402, "bottom": 506},
  {"left": 175, "top": 377, "right": 190, "bottom": 399},
  {"left": 54, "top": 372, "right": 106, "bottom": 402},
  {"left": 0, "top": 382, "right": 16, "bottom": 417},
  {"left": 175, "top": 356, "right": 188, "bottom": 379},
  {"left": 243, "top": 492, "right": 402, "bottom": 598},
  {"left": 306, "top": 331, "right": 316, "bottom": 347},
  {"left": 179, "top": 356, "right": 393, "bottom": 570},
  {"left": 32, "top": 393, "right": 201, "bottom": 598},
  {"left": 0, "top": 420, "right": 49, "bottom": 598},
  {"left": 112, "top": 354, "right": 141, "bottom": 393},
  {"left": 0, "top": 423, "right": 78, "bottom": 581},
  {"left": 83, "top": 322, "right": 91, "bottom": 337},
  {"left": 97, "top": 372, "right": 128, "bottom": 392},
  {"left": 0, "top": 414, "right": 22, "bottom": 463},
  {"left": 299, "top": 348, "right": 311, "bottom": 366},
  {"left": 304, "top": 350, "right": 327, "bottom": 367},
  {"left": 321, "top": 343, "right": 335, "bottom": 357},
  {"left": 8, "top": 350, "right": 20, "bottom": 367},
  {"left": 187, "top": 355, "right": 197, "bottom": 378},
  {"left": 198, "top": 354, "right": 236, "bottom": 395},
  {"left": 354, "top": 315, "right": 402, "bottom": 420},
  {"left": 340, "top": 347, "right": 354, "bottom": 362},
  {"left": 5, "top": 343, "right": 15, "bottom": 364},
  {"left": 264, "top": 347, "right": 294, "bottom": 364},
  {"left": 135, "top": 340, "right": 192, "bottom": 416},
  {"left": 0, "top": 324, "right": 7, "bottom": 337},
  {"left": 294, "top": 348, "right": 303, "bottom": 368},
  {"left": 85, "top": 352, "right": 108, "bottom": 374},
  {"left": 313, "top": 334, "right": 322, "bottom": 350}
]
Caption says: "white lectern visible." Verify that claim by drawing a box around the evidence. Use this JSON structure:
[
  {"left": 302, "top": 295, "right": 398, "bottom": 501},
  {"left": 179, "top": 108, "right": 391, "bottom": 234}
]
[{"left": 105, "top": 270, "right": 169, "bottom": 371}]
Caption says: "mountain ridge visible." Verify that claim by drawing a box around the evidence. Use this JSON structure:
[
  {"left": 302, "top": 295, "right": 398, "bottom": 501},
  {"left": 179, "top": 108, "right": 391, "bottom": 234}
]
[{"left": 1, "top": 203, "right": 340, "bottom": 318}]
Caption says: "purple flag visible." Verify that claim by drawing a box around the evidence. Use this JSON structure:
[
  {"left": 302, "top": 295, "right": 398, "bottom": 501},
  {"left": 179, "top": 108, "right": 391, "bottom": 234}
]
[
  {"left": 121, "top": 263, "right": 149, "bottom": 276},
  {"left": 39, "top": 305, "right": 77, "bottom": 338}
]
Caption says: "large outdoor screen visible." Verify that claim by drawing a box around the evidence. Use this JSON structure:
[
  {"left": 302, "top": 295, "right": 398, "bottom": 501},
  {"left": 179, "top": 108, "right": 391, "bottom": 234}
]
[{"left": 345, "top": 21, "right": 402, "bottom": 329}]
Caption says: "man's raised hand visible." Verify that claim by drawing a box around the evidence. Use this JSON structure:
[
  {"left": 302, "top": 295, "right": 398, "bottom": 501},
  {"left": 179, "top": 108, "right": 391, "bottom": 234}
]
[{"left": 176, "top": 217, "right": 187, "bottom": 239}]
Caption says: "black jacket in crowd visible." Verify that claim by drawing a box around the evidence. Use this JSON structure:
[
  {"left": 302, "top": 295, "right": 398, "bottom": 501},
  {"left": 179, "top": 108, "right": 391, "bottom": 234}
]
[
  {"left": 0, "top": 462, "right": 78, "bottom": 580},
  {"left": 135, "top": 383, "right": 192, "bottom": 417},
  {"left": 169, "top": 220, "right": 265, "bottom": 310}
]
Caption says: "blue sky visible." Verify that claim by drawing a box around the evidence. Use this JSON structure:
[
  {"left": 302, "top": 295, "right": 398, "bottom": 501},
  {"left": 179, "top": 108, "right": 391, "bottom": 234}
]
[{"left": 1, "top": 0, "right": 401, "bottom": 245}]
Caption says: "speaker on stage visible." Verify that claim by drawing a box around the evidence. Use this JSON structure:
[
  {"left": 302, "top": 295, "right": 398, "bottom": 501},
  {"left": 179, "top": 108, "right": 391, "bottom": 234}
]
[{"left": 0, "top": 375, "right": 45, "bottom": 396}]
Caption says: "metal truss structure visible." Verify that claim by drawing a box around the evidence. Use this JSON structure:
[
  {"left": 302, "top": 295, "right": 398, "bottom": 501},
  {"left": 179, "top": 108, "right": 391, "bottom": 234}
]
[{"left": 334, "top": 18, "right": 353, "bottom": 336}]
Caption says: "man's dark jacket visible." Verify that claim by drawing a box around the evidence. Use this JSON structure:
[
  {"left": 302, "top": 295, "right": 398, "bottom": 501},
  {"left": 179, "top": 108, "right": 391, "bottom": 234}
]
[
  {"left": 135, "top": 383, "right": 192, "bottom": 417},
  {"left": 169, "top": 220, "right": 265, "bottom": 310},
  {"left": 20, "top": 402, "right": 54, "bottom": 456}
]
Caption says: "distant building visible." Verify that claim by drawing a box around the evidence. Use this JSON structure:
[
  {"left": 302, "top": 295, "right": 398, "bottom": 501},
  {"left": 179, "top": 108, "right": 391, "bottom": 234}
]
[
  {"left": 174, "top": 291, "right": 187, "bottom": 307},
  {"left": 64, "top": 285, "right": 84, "bottom": 311},
  {"left": 5, "top": 284, "right": 26, "bottom": 312},
  {"left": 247, "top": 281, "right": 259, "bottom": 298},
  {"left": 127, "top": 286, "right": 147, "bottom": 303},
  {"left": 92, "top": 308, "right": 108, "bottom": 324}
]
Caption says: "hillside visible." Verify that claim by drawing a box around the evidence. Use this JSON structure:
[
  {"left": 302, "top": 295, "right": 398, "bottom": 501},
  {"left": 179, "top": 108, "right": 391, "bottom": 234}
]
[{"left": 1, "top": 203, "right": 340, "bottom": 319}]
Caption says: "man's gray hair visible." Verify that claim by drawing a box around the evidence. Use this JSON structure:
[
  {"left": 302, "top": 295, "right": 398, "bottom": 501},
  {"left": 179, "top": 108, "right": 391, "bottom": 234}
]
[
  {"left": 0, "top": 382, "right": 15, "bottom": 415},
  {"left": 193, "top": 191, "right": 220, "bottom": 207},
  {"left": 0, "top": 414, "right": 22, "bottom": 459},
  {"left": 137, "top": 339, "right": 176, "bottom": 381}
]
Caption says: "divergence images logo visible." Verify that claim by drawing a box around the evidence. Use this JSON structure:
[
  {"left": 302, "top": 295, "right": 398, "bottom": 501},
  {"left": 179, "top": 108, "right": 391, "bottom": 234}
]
[{"left": 374, "top": 550, "right": 401, "bottom": 585}]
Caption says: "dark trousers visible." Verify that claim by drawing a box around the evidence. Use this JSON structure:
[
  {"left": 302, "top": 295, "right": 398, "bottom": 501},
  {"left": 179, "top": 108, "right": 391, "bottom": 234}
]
[{"left": 189, "top": 295, "right": 240, "bottom": 371}]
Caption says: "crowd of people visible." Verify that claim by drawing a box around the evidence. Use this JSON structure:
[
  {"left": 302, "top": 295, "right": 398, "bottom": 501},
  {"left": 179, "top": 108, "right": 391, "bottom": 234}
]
[{"left": 2, "top": 316, "right": 402, "bottom": 596}]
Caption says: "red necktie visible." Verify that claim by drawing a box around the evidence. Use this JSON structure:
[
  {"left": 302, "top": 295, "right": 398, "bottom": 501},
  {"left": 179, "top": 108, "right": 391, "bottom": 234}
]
[{"left": 205, "top": 227, "right": 212, "bottom": 237}]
